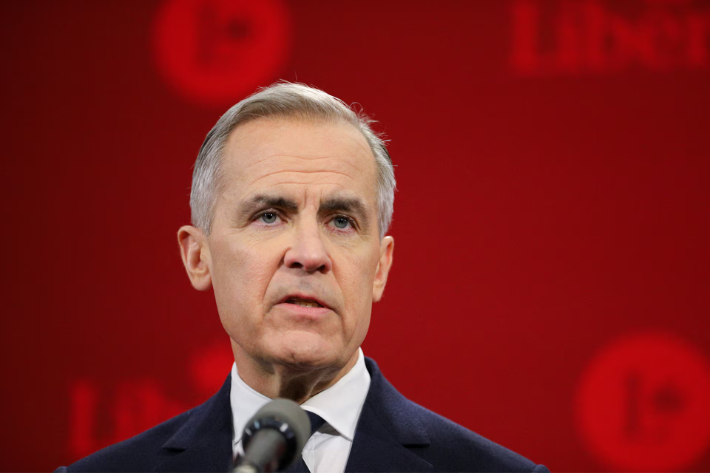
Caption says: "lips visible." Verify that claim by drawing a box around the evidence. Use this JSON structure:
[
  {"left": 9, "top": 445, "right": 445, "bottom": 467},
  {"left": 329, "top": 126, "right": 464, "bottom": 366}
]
[
  {"left": 278, "top": 294, "right": 330, "bottom": 310},
  {"left": 286, "top": 298, "right": 322, "bottom": 308}
]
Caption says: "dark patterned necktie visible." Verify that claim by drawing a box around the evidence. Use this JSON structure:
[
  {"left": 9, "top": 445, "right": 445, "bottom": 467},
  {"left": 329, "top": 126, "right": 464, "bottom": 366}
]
[{"left": 284, "top": 411, "right": 326, "bottom": 472}]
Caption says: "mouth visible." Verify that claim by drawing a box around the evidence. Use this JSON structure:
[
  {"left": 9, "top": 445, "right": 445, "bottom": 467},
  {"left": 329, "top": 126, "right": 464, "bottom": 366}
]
[{"left": 279, "top": 295, "right": 329, "bottom": 310}]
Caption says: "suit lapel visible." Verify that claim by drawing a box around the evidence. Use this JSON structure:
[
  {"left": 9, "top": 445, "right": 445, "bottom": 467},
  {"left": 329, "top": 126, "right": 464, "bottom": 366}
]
[
  {"left": 153, "top": 376, "right": 234, "bottom": 472},
  {"left": 346, "top": 359, "right": 433, "bottom": 473},
  {"left": 149, "top": 360, "right": 433, "bottom": 472}
]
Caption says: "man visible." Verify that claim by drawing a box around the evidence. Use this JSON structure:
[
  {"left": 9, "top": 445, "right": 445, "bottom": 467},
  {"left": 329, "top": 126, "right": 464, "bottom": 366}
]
[{"left": 59, "top": 83, "right": 549, "bottom": 472}]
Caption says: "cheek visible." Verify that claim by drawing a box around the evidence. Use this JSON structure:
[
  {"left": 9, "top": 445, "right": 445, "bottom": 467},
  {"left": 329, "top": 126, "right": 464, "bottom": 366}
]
[
  {"left": 336, "top": 248, "right": 379, "bottom": 316},
  {"left": 211, "top": 241, "right": 278, "bottom": 311}
]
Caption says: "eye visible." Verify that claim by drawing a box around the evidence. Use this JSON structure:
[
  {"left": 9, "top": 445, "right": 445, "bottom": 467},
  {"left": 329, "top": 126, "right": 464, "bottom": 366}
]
[
  {"left": 260, "top": 212, "right": 278, "bottom": 224},
  {"left": 332, "top": 216, "right": 351, "bottom": 229}
]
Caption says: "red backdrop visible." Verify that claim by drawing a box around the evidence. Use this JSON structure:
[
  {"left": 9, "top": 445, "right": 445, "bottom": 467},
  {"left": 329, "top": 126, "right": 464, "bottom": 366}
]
[{"left": 2, "top": 1, "right": 709, "bottom": 471}]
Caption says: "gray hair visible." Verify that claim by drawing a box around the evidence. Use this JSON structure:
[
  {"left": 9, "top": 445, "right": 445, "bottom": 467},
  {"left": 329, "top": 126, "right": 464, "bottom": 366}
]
[{"left": 190, "top": 82, "right": 396, "bottom": 239}]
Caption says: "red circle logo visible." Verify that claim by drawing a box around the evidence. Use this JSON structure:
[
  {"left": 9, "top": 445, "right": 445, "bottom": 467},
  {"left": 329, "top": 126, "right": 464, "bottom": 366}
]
[
  {"left": 575, "top": 333, "right": 710, "bottom": 471},
  {"left": 153, "top": 0, "right": 291, "bottom": 106}
]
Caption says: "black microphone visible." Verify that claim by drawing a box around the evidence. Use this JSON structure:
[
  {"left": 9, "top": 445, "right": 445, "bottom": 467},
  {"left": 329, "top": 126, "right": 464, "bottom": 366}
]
[{"left": 233, "top": 399, "right": 311, "bottom": 473}]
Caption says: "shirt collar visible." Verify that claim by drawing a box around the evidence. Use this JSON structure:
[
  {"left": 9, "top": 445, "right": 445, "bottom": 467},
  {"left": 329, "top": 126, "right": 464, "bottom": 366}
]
[
  {"left": 300, "top": 348, "right": 370, "bottom": 441},
  {"left": 230, "top": 348, "right": 371, "bottom": 446}
]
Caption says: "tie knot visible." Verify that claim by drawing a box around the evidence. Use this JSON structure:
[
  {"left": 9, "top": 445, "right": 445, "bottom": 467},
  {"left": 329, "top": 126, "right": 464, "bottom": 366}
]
[{"left": 306, "top": 410, "right": 326, "bottom": 436}]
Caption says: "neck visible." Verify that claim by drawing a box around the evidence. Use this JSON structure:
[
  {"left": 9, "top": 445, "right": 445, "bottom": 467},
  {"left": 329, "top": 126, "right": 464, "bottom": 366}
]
[{"left": 231, "top": 340, "right": 360, "bottom": 404}]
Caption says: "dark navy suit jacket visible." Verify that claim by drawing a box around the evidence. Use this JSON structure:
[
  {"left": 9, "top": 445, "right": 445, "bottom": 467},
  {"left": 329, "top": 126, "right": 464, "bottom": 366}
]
[{"left": 58, "top": 358, "right": 549, "bottom": 472}]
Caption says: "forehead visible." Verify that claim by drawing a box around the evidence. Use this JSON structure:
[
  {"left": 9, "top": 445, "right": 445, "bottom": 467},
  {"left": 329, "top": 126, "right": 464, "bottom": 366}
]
[{"left": 220, "top": 118, "right": 378, "bottom": 203}]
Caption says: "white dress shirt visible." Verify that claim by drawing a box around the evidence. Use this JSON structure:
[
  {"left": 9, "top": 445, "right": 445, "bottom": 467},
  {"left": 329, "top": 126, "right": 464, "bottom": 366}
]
[{"left": 230, "top": 348, "right": 371, "bottom": 473}]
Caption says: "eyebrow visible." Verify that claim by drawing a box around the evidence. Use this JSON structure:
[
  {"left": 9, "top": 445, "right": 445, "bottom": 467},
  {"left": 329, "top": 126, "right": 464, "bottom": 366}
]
[
  {"left": 236, "top": 194, "right": 299, "bottom": 221},
  {"left": 321, "top": 196, "right": 372, "bottom": 234},
  {"left": 320, "top": 197, "right": 369, "bottom": 222}
]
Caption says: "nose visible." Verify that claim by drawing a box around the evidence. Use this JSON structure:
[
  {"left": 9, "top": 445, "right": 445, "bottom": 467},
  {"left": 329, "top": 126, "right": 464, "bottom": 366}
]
[{"left": 283, "top": 221, "right": 332, "bottom": 273}]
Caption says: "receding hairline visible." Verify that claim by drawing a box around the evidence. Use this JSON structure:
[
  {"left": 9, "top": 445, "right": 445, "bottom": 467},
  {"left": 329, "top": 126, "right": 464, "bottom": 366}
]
[
  {"left": 214, "top": 114, "right": 379, "bottom": 191},
  {"left": 224, "top": 111, "right": 371, "bottom": 145}
]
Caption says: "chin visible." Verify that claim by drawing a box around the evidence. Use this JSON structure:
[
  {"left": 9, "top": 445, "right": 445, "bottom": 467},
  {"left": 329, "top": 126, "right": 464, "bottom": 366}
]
[{"left": 270, "top": 331, "right": 341, "bottom": 371}]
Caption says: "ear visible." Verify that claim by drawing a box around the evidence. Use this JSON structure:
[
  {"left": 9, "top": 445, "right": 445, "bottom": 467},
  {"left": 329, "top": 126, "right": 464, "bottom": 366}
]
[
  {"left": 372, "top": 236, "right": 394, "bottom": 302},
  {"left": 177, "top": 225, "right": 212, "bottom": 291}
]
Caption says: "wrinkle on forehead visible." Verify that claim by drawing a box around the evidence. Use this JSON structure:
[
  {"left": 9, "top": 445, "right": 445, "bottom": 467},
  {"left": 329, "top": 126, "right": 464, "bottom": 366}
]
[
  {"left": 247, "top": 182, "right": 354, "bottom": 196},
  {"left": 224, "top": 118, "right": 375, "bottom": 172},
  {"left": 245, "top": 154, "right": 361, "bottom": 173},
  {"left": 220, "top": 118, "right": 378, "bottom": 205},
  {"left": 250, "top": 168, "right": 357, "bottom": 187},
  {"left": 248, "top": 182, "right": 351, "bottom": 189},
  {"left": 242, "top": 153, "right": 365, "bottom": 180},
  {"left": 229, "top": 153, "right": 372, "bottom": 200}
]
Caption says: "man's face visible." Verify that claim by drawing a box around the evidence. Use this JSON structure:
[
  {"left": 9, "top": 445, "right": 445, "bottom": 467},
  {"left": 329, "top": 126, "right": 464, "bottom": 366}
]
[{"left": 201, "top": 118, "right": 393, "bottom": 373}]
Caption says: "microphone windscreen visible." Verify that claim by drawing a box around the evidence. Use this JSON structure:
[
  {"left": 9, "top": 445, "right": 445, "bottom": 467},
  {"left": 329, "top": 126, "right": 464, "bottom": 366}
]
[{"left": 243, "top": 398, "right": 311, "bottom": 468}]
